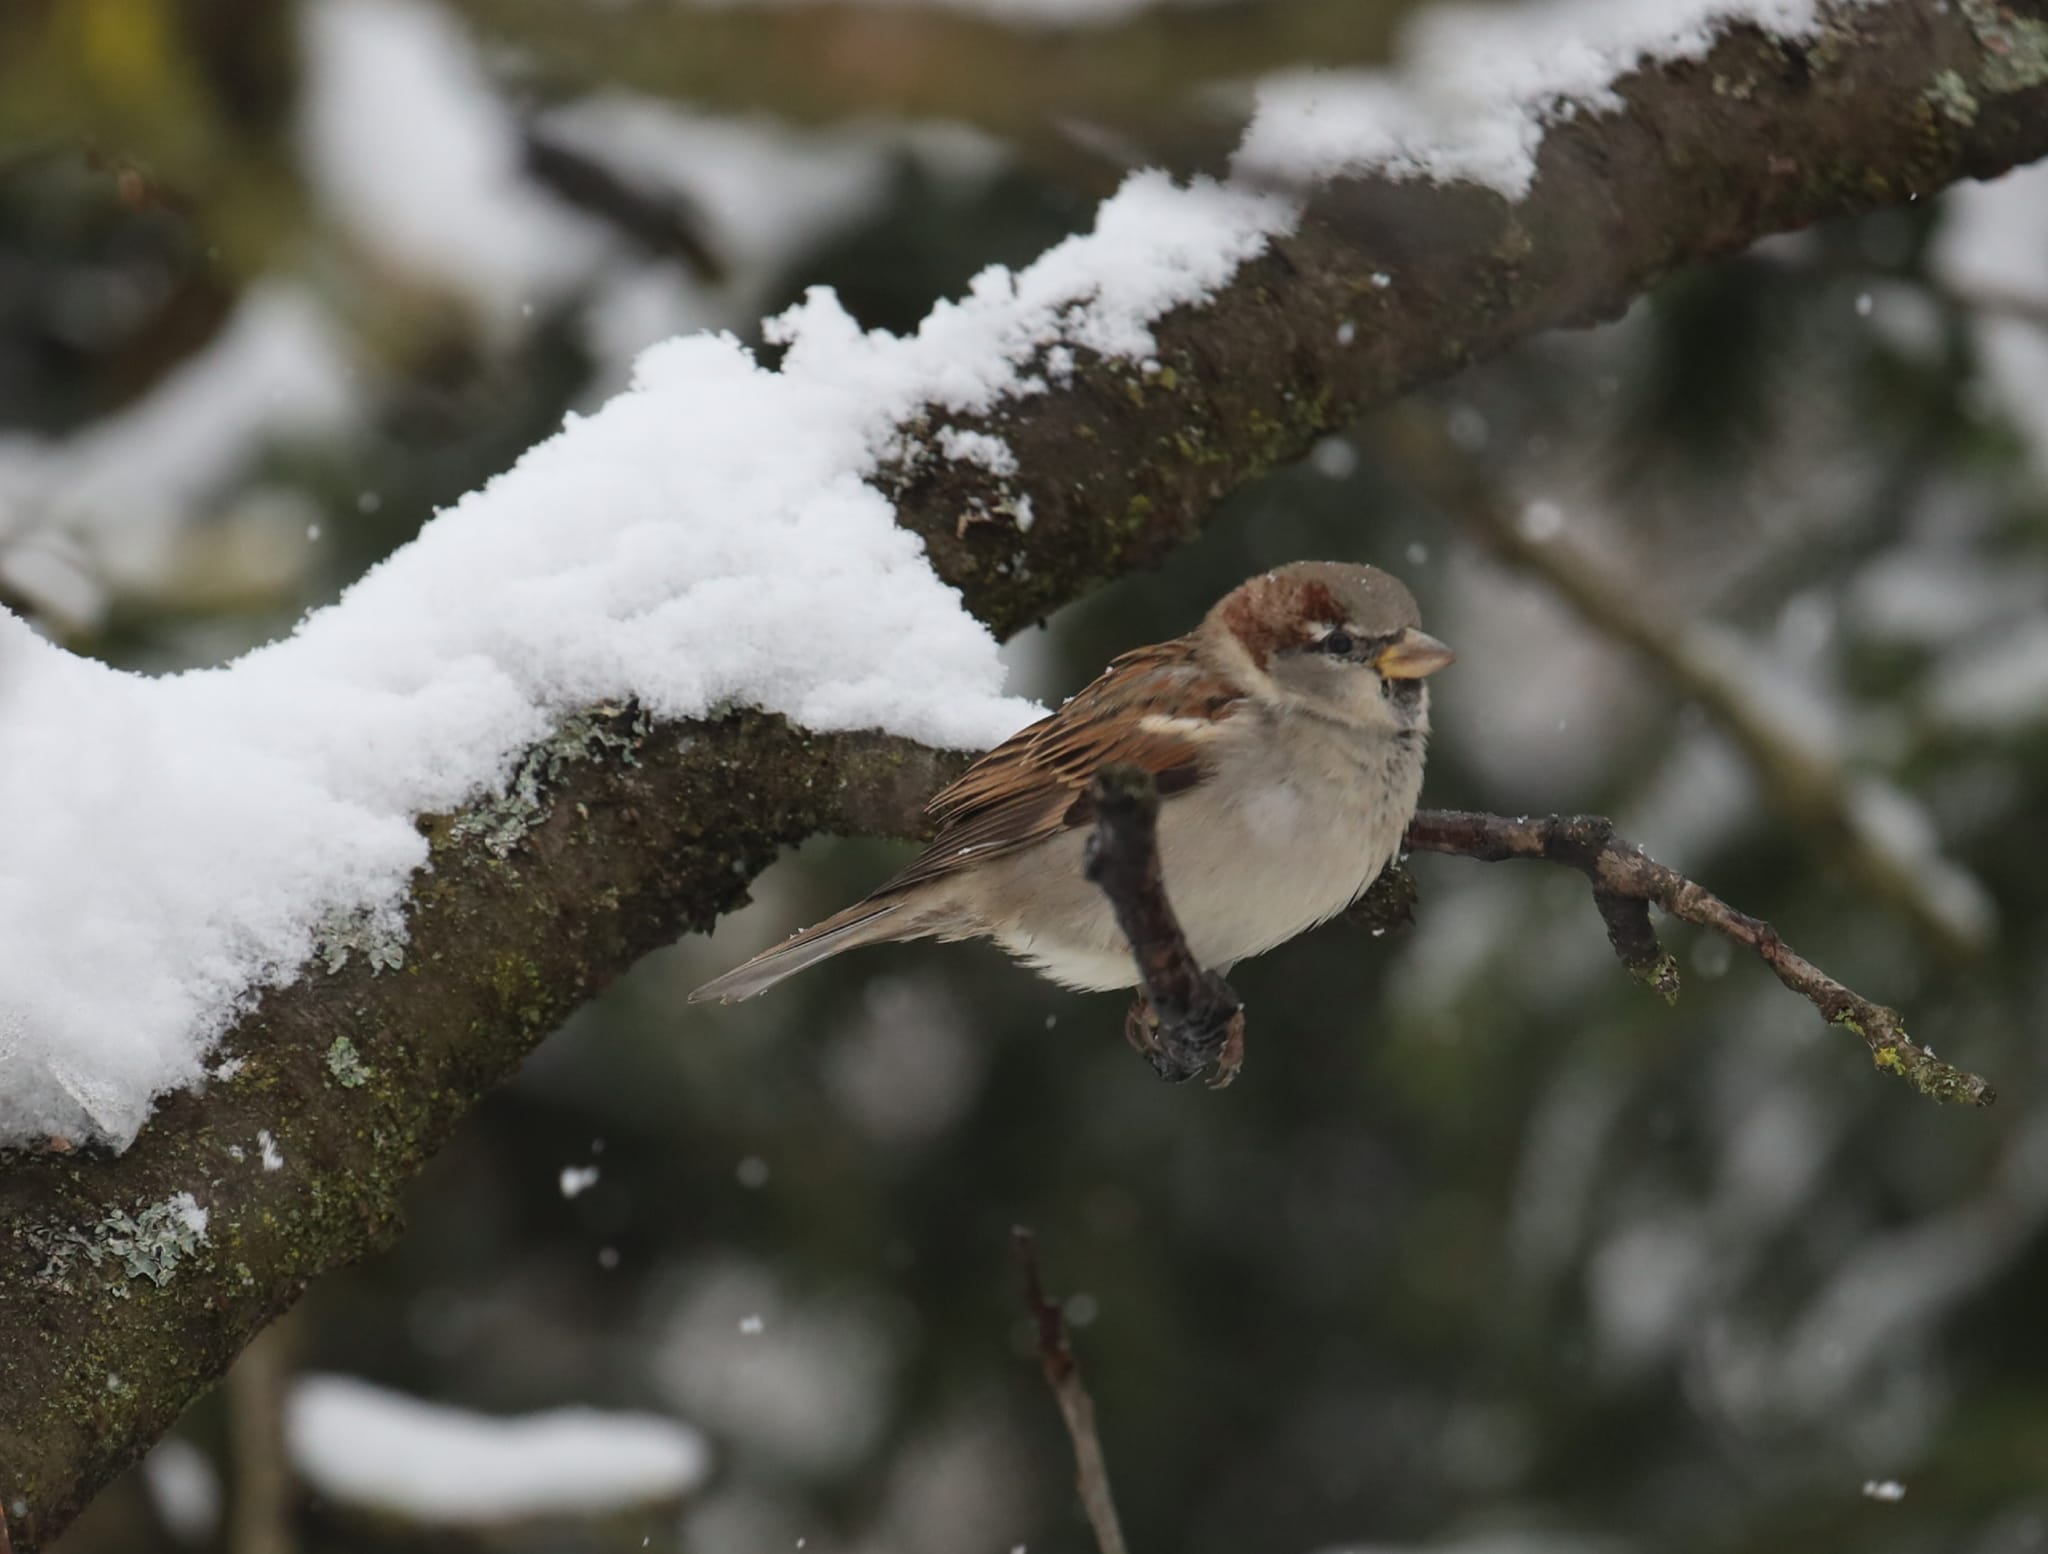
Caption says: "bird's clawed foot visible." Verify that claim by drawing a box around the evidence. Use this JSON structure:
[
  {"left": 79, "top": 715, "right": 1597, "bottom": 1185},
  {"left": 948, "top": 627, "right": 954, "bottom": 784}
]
[{"left": 1123, "top": 981, "right": 1246, "bottom": 1088}]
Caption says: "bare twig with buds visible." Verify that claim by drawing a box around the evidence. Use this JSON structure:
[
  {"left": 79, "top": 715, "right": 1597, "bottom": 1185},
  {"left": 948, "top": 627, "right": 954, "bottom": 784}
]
[
  {"left": 1403, "top": 809, "right": 1995, "bottom": 1106},
  {"left": 1081, "top": 763, "right": 1990, "bottom": 1105},
  {"left": 1083, "top": 764, "right": 1246, "bottom": 1086},
  {"left": 1012, "top": 1228, "right": 1130, "bottom": 1554}
]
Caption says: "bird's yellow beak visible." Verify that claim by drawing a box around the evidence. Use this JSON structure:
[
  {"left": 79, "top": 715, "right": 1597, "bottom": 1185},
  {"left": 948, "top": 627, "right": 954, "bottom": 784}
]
[{"left": 1374, "top": 627, "right": 1456, "bottom": 679}]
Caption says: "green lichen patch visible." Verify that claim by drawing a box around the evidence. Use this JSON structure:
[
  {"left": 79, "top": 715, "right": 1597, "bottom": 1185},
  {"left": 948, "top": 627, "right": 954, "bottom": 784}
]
[
  {"left": 315, "top": 906, "right": 409, "bottom": 975},
  {"left": 30, "top": 1192, "right": 210, "bottom": 1297},
  {"left": 326, "top": 1036, "right": 373, "bottom": 1088},
  {"left": 1924, "top": 69, "right": 1982, "bottom": 125},
  {"left": 1962, "top": 0, "right": 2048, "bottom": 94},
  {"left": 1631, "top": 953, "right": 1683, "bottom": 1007},
  {"left": 451, "top": 703, "right": 652, "bottom": 858},
  {"left": 1839, "top": 1012, "right": 1995, "bottom": 1106}
]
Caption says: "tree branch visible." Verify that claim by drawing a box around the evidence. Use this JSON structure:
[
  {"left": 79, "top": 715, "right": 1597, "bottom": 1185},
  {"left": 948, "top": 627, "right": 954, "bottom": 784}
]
[
  {"left": 883, "top": 0, "right": 2048, "bottom": 639},
  {"left": 1083, "top": 765, "right": 1246, "bottom": 1087},
  {"left": 456, "top": 0, "right": 1413, "bottom": 155},
  {"left": 1403, "top": 810, "right": 1996, "bottom": 1107},
  {"left": 1013, "top": 1228, "right": 1130, "bottom": 1554},
  {"left": 1068, "top": 770, "right": 1989, "bottom": 1104},
  {"left": 2, "top": 1, "right": 2042, "bottom": 1542}
]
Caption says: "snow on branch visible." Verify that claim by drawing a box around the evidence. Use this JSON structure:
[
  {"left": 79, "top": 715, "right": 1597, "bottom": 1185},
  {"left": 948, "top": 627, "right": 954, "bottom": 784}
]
[
  {"left": 287, "top": 1375, "right": 709, "bottom": 1524},
  {"left": 0, "top": 169, "right": 1280, "bottom": 1151},
  {"left": 2, "top": 1, "right": 2046, "bottom": 1544},
  {"left": 13, "top": 0, "right": 2003, "bottom": 1156}
]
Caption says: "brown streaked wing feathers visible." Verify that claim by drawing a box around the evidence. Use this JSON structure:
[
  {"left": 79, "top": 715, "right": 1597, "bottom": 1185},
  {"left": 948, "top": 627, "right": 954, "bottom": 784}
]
[{"left": 878, "top": 639, "right": 1244, "bottom": 896}]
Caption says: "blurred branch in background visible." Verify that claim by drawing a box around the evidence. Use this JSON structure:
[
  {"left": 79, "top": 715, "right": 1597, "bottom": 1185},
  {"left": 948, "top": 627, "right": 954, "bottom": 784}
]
[
  {"left": 447, "top": 0, "right": 1420, "bottom": 176},
  {"left": 1403, "top": 810, "right": 1995, "bottom": 1106},
  {"left": 225, "top": 1317, "right": 296, "bottom": 1554},
  {"left": 517, "top": 124, "right": 727, "bottom": 282},
  {"left": 1014, "top": 1228, "right": 1129, "bottom": 1554},
  {"left": 1376, "top": 404, "right": 1996, "bottom": 961},
  {"left": 1951, "top": 282, "right": 2048, "bottom": 335}
]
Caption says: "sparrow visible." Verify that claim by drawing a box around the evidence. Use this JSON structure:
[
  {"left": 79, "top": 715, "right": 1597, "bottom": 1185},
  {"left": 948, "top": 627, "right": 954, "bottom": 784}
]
[{"left": 689, "top": 561, "right": 1453, "bottom": 1009}]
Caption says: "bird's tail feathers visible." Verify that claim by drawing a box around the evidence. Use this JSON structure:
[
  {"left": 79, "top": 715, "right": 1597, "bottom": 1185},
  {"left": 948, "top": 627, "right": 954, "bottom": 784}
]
[{"left": 687, "top": 897, "right": 920, "bottom": 1004}]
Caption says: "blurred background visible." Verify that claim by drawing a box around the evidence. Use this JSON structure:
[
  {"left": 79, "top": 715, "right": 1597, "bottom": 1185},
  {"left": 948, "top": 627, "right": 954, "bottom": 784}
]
[{"left": 8, "top": 0, "right": 2048, "bottom": 1549}]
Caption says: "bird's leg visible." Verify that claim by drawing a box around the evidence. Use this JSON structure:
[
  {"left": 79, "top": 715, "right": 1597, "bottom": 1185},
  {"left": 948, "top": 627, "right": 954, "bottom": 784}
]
[
  {"left": 1207, "top": 1006, "right": 1247, "bottom": 1089},
  {"left": 1123, "top": 995, "right": 1160, "bottom": 1058},
  {"left": 1086, "top": 764, "right": 1247, "bottom": 1087}
]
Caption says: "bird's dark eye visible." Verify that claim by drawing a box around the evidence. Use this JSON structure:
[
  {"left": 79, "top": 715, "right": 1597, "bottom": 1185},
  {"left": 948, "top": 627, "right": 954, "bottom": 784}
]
[{"left": 1323, "top": 630, "right": 1354, "bottom": 657}]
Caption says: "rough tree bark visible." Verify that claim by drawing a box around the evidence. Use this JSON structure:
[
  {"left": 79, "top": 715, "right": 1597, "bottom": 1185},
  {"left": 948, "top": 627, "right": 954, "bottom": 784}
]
[{"left": 3, "top": 2, "right": 2045, "bottom": 1542}]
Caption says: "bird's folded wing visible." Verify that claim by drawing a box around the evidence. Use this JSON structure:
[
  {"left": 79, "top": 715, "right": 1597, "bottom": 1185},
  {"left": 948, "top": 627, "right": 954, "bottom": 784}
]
[{"left": 882, "top": 640, "right": 1246, "bottom": 894}]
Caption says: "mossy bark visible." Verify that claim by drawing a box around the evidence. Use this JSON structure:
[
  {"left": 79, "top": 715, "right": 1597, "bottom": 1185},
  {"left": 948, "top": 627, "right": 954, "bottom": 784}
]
[
  {"left": 3, "top": 3, "right": 2046, "bottom": 1543},
  {"left": 891, "top": 0, "right": 2048, "bottom": 638},
  {"left": 0, "top": 714, "right": 965, "bottom": 1546}
]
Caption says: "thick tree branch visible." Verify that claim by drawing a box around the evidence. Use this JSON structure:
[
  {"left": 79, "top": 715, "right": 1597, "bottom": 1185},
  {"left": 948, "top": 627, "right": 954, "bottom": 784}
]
[
  {"left": 2, "top": 2, "right": 2043, "bottom": 1542},
  {"left": 887, "top": 0, "right": 2048, "bottom": 638},
  {"left": 0, "top": 712, "right": 966, "bottom": 1548}
]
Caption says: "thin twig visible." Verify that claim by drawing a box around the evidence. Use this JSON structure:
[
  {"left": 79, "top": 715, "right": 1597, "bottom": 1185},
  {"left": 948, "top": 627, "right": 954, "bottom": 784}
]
[
  {"left": 1, "top": 1496, "right": 13, "bottom": 1554},
  {"left": 519, "top": 127, "right": 725, "bottom": 282},
  {"left": 1404, "top": 809, "right": 1995, "bottom": 1106},
  {"left": 1376, "top": 404, "right": 1990, "bottom": 962},
  {"left": 1013, "top": 1228, "right": 1130, "bottom": 1554},
  {"left": 1083, "top": 764, "right": 1247, "bottom": 1086},
  {"left": 1945, "top": 280, "right": 2048, "bottom": 335},
  {"left": 1080, "top": 763, "right": 1987, "bottom": 1104}
]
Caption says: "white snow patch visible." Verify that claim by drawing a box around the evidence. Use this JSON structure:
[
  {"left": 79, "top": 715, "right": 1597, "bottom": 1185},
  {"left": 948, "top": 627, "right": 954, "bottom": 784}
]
[
  {"left": 1851, "top": 550, "right": 2048, "bottom": 645},
  {"left": 1931, "top": 617, "right": 2048, "bottom": 733},
  {"left": 559, "top": 1164, "right": 601, "bottom": 1198},
  {"left": 288, "top": 1374, "right": 709, "bottom": 1521},
  {"left": 172, "top": 1192, "right": 210, "bottom": 1237},
  {"left": 0, "top": 286, "right": 354, "bottom": 627},
  {"left": 937, "top": 427, "right": 1020, "bottom": 476},
  {"left": 0, "top": 168, "right": 1285, "bottom": 1147},
  {"left": 1239, "top": 0, "right": 1842, "bottom": 199},
  {"left": 142, "top": 1438, "right": 223, "bottom": 1545},
  {"left": 1934, "top": 162, "right": 2048, "bottom": 477},
  {"left": 299, "top": 0, "right": 606, "bottom": 325}
]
